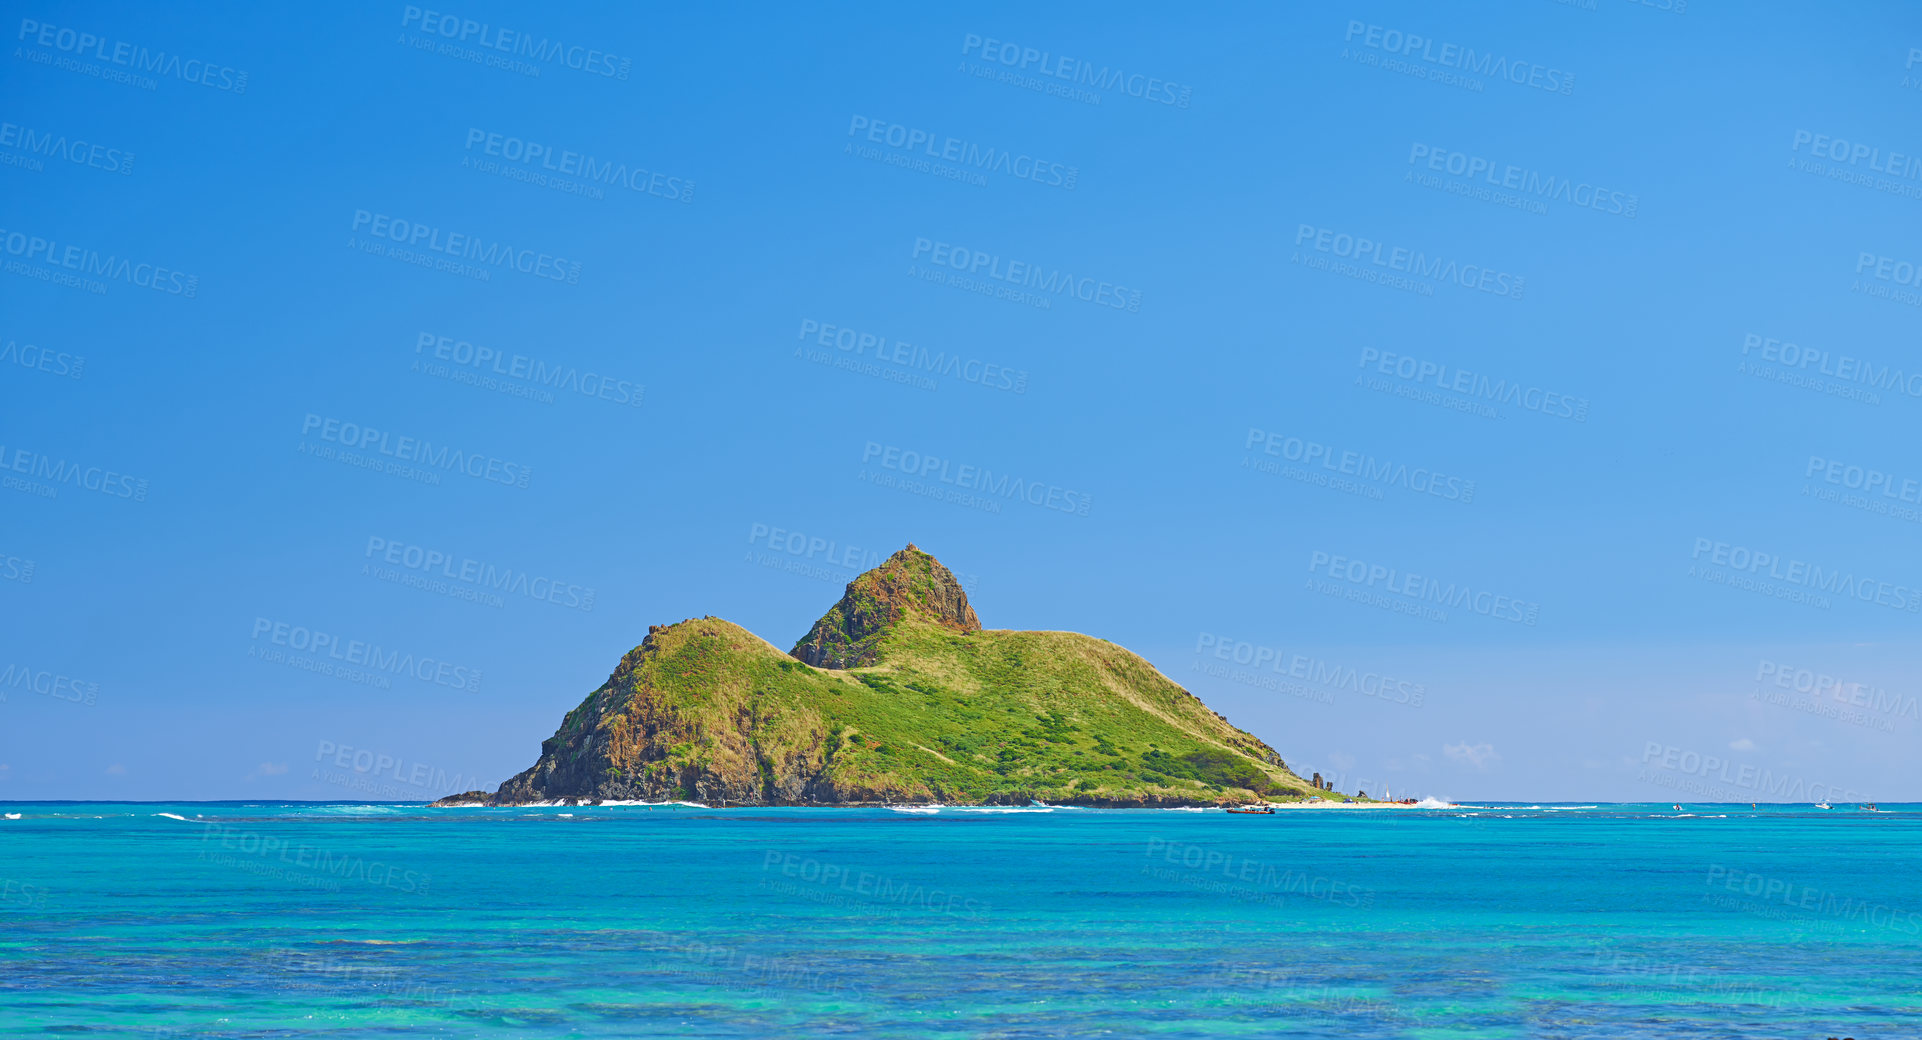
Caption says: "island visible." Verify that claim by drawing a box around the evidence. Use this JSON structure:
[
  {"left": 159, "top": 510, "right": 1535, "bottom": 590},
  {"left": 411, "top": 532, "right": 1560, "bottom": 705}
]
[{"left": 435, "top": 545, "right": 1342, "bottom": 807}]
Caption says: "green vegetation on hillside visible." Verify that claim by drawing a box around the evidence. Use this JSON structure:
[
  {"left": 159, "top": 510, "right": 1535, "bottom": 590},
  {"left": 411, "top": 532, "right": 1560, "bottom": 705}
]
[{"left": 454, "top": 546, "right": 1312, "bottom": 806}]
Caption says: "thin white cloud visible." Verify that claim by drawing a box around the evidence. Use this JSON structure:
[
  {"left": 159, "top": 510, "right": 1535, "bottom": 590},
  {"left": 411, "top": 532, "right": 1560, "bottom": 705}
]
[
  {"left": 1443, "top": 741, "right": 1499, "bottom": 771},
  {"left": 1729, "top": 738, "right": 1757, "bottom": 752},
  {"left": 245, "top": 762, "right": 290, "bottom": 782}
]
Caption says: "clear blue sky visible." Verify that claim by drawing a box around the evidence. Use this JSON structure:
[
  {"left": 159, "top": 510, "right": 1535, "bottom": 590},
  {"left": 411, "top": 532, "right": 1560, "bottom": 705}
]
[{"left": 5, "top": 1, "right": 1920, "bottom": 802}]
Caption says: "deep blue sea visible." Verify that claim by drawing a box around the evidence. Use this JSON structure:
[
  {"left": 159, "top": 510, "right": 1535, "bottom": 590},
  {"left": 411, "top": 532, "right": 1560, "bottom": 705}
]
[{"left": 2, "top": 801, "right": 1917, "bottom": 1038}]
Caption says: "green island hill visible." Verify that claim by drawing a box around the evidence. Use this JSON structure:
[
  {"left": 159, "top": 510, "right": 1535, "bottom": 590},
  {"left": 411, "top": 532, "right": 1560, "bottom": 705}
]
[{"left": 434, "top": 545, "right": 1346, "bottom": 807}]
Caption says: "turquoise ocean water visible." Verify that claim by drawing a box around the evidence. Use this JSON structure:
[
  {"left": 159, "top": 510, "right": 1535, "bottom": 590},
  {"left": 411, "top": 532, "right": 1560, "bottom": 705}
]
[{"left": 2, "top": 802, "right": 1917, "bottom": 1038}]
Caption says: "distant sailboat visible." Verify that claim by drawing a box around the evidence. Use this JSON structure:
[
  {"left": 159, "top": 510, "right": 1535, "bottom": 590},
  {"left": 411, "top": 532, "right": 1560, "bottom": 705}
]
[{"left": 1816, "top": 802, "right": 1831, "bottom": 810}]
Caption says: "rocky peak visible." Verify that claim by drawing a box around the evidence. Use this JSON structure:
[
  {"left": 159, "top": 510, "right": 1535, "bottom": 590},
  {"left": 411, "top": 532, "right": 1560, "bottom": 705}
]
[{"left": 790, "top": 544, "right": 980, "bottom": 668}]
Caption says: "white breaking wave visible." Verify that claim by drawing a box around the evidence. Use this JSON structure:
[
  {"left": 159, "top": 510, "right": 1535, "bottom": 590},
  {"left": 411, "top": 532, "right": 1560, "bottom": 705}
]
[{"left": 153, "top": 812, "right": 190, "bottom": 821}]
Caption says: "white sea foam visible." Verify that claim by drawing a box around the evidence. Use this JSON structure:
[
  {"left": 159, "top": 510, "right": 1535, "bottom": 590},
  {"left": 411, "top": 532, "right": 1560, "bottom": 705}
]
[
  {"left": 3, "top": 813, "right": 20, "bottom": 820},
  {"left": 890, "top": 805, "right": 943, "bottom": 814},
  {"left": 1414, "top": 797, "right": 1457, "bottom": 809},
  {"left": 153, "top": 812, "right": 189, "bottom": 821},
  {"left": 543, "top": 800, "right": 709, "bottom": 808}
]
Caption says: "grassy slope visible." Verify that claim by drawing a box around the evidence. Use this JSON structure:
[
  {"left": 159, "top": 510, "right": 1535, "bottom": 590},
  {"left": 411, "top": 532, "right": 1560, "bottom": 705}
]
[{"left": 594, "top": 614, "right": 1318, "bottom": 805}]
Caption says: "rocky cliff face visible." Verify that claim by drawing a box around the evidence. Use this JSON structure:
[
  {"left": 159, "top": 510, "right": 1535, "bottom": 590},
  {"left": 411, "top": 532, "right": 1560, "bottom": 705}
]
[
  {"left": 789, "top": 544, "right": 980, "bottom": 668},
  {"left": 483, "top": 618, "right": 839, "bottom": 806}
]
